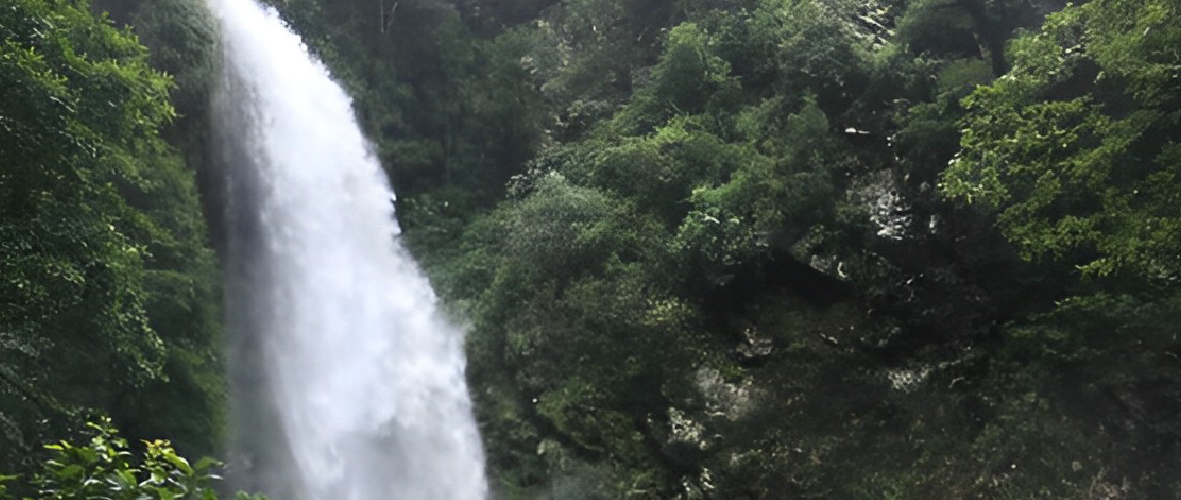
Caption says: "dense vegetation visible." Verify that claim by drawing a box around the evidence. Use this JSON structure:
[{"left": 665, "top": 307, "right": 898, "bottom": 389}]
[
  {"left": 0, "top": 418, "right": 264, "bottom": 500},
  {"left": 2, "top": 0, "right": 1180, "bottom": 498},
  {"left": 264, "top": 0, "right": 1181, "bottom": 497},
  {"left": 0, "top": 0, "right": 223, "bottom": 484}
]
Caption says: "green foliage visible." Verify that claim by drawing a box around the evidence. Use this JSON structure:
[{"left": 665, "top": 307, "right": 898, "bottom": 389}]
[
  {"left": 968, "top": 292, "right": 1181, "bottom": 497},
  {"left": 415, "top": 0, "right": 1180, "bottom": 495},
  {"left": 130, "top": 0, "right": 219, "bottom": 115},
  {"left": 4, "top": 0, "right": 1173, "bottom": 497},
  {"left": 895, "top": 0, "right": 980, "bottom": 59},
  {"left": 176, "top": 0, "right": 1181, "bottom": 497},
  {"left": 745, "top": 0, "right": 873, "bottom": 112},
  {"left": 1, "top": 0, "right": 171, "bottom": 462},
  {"left": 0, "top": 0, "right": 224, "bottom": 469},
  {"left": 614, "top": 23, "right": 737, "bottom": 133},
  {"left": 0, "top": 419, "right": 266, "bottom": 500},
  {"left": 501, "top": 175, "right": 631, "bottom": 278},
  {"left": 943, "top": 0, "right": 1181, "bottom": 277},
  {"left": 676, "top": 99, "right": 846, "bottom": 267}
]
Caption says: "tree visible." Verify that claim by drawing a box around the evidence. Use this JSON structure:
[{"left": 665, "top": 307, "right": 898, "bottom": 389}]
[
  {"left": 943, "top": 0, "right": 1181, "bottom": 278},
  {"left": 257, "top": 0, "right": 1181, "bottom": 497},
  {"left": 1, "top": 0, "right": 223, "bottom": 467},
  {"left": 613, "top": 23, "right": 737, "bottom": 134}
]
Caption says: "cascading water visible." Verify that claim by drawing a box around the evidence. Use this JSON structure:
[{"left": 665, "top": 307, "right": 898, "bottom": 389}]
[{"left": 208, "top": 1, "right": 487, "bottom": 499}]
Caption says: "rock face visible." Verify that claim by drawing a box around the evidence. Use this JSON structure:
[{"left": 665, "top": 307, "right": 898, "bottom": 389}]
[{"left": 695, "top": 368, "right": 757, "bottom": 421}]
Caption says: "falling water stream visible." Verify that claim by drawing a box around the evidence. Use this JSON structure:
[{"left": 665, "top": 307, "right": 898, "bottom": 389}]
[{"left": 209, "top": 1, "right": 487, "bottom": 499}]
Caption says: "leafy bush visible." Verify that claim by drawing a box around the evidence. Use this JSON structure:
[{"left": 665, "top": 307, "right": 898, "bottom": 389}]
[{"left": 0, "top": 419, "right": 266, "bottom": 500}]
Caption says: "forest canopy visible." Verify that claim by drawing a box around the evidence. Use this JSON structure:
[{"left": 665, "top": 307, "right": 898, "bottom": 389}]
[
  {"left": 0, "top": 0, "right": 222, "bottom": 476},
  {"left": 2, "top": 0, "right": 1180, "bottom": 498}
]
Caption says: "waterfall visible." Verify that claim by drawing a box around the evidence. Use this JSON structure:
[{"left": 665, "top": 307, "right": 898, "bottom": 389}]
[{"left": 208, "top": 1, "right": 488, "bottom": 499}]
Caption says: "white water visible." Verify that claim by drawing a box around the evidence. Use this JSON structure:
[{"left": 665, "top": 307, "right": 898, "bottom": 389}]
[{"left": 208, "top": 1, "right": 487, "bottom": 499}]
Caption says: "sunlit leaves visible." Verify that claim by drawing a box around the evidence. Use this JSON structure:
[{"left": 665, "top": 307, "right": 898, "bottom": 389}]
[
  {"left": 4, "top": 418, "right": 265, "bottom": 500},
  {"left": 614, "top": 23, "right": 737, "bottom": 134},
  {"left": 675, "top": 99, "right": 844, "bottom": 267},
  {"left": 943, "top": 0, "right": 1181, "bottom": 278},
  {"left": 0, "top": 0, "right": 220, "bottom": 468}
]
